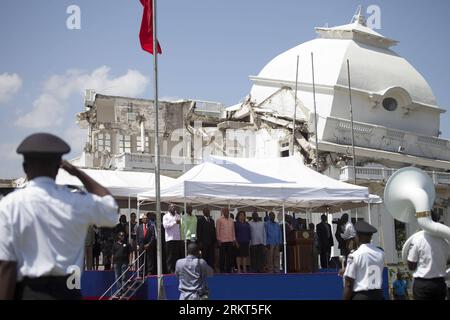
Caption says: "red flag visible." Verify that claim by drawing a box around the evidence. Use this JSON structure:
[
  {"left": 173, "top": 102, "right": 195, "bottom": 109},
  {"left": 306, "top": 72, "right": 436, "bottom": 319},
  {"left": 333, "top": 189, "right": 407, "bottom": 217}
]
[{"left": 139, "top": 0, "right": 162, "bottom": 55}]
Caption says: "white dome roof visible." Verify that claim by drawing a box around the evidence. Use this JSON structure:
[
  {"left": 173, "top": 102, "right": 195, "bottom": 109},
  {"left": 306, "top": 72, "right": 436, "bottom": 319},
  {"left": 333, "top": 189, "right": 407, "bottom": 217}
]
[{"left": 250, "top": 20, "right": 438, "bottom": 108}]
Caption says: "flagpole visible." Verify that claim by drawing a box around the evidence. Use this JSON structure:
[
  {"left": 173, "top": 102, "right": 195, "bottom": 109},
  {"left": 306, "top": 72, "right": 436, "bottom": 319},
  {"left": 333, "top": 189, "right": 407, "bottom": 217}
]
[
  {"left": 152, "top": 0, "right": 164, "bottom": 301},
  {"left": 347, "top": 59, "right": 359, "bottom": 221},
  {"left": 346, "top": 59, "right": 357, "bottom": 185},
  {"left": 311, "top": 52, "right": 320, "bottom": 172},
  {"left": 290, "top": 55, "right": 299, "bottom": 156}
]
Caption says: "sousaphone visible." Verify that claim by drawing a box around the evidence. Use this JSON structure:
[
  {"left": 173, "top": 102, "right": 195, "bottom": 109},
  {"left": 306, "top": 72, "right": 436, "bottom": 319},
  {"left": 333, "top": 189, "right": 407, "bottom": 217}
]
[{"left": 384, "top": 167, "right": 450, "bottom": 263}]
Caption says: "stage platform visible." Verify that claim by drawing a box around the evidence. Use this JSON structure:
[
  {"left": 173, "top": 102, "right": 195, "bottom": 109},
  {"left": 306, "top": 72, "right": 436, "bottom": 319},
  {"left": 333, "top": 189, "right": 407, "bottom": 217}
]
[{"left": 81, "top": 268, "right": 390, "bottom": 300}]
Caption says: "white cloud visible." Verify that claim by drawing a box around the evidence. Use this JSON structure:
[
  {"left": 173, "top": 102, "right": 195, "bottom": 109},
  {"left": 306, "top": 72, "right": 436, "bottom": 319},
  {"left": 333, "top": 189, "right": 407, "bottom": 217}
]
[
  {"left": 0, "top": 73, "right": 22, "bottom": 104},
  {"left": 16, "top": 93, "right": 65, "bottom": 128},
  {"left": 16, "top": 66, "right": 149, "bottom": 129}
]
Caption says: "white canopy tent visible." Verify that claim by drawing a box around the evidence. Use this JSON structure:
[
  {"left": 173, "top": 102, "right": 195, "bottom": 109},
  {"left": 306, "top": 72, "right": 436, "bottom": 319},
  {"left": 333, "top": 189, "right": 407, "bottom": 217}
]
[
  {"left": 138, "top": 155, "right": 380, "bottom": 208},
  {"left": 56, "top": 168, "right": 175, "bottom": 198}
]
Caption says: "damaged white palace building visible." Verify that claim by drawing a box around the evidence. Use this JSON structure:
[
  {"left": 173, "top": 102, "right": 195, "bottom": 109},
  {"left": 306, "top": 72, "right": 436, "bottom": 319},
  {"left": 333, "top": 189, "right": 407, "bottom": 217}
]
[{"left": 74, "top": 12, "right": 450, "bottom": 264}]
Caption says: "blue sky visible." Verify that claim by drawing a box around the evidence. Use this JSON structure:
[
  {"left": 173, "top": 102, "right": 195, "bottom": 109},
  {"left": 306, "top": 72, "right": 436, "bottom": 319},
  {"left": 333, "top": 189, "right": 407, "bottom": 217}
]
[{"left": 0, "top": 0, "right": 449, "bottom": 178}]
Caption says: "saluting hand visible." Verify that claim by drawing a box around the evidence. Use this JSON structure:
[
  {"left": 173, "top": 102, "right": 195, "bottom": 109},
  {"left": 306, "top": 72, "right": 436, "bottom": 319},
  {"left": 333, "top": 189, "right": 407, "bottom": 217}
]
[
  {"left": 60, "top": 160, "right": 111, "bottom": 197},
  {"left": 61, "top": 160, "right": 79, "bottom": 176}
]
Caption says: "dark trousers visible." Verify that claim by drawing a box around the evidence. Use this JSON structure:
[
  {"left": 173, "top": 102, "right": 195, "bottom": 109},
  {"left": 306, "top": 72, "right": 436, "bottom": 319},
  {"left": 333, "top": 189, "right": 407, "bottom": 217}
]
[
  {"left": 342, "top": 238, "right": 355, "bottom": 259},
  {"left": 250, "top": 244, "right": 265, "bottom": 273},
  {"left": 219, "top": 242, "right": 234, "bottom": 273},
  {"left": 352, "top": 289, "right": 384, "bottom": 300},
  {"left": 319, "top": 247, "right": 331, "bottom": 269},
  {"left": 201, "top": 243, "right": 215, "bottom": 269},
  {"left": 114, "top": 262, "right": 128, "bottom": 293},
  {"left": 166, "top": 240, "right": 182, "bottom": 273},
  {"left": 149, "top": 242, "right": 157, "bottom": 275},
  {"left": 15, "top": 276, "right": 82, "bottom": 300},
  {"left": 413, "top": 277, "right": 447, "bottom": 300},
  {"left": 139, "top": 248, "right": 155, "bottom": 276}
]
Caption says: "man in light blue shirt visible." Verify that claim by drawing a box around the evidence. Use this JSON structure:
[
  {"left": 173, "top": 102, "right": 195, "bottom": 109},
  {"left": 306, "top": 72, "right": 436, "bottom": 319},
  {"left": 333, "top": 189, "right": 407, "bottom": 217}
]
[{"left": 265, "top": 212, "right": 282, "bottom": 273}]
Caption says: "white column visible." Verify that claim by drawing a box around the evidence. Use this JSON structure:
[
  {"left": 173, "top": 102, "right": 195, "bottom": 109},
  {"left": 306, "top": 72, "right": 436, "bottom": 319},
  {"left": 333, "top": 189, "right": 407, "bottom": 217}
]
[{"left": 140, "top": 120, "right": 145, "bottom": 152}]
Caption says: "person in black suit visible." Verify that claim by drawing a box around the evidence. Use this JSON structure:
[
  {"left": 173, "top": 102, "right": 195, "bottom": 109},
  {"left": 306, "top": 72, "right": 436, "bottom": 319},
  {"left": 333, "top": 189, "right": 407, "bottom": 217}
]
[
  {"left": 196, "top": 207, "right": 217, "bottom": 269},
  {"left": 137, "top": 213, "right": 155, "bottom": 276},
  {"left": 316, "top": 214, "right": 334, "bottom": 269}
]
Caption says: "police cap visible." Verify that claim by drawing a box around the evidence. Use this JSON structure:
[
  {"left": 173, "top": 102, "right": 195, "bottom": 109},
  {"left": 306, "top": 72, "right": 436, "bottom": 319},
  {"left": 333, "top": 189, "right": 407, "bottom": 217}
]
[
  {"left": 17, "top": 133, "right": 70, "bottom": 158},
  {"left": 354, "top": 220, "right": 377, "bottom": 235}
]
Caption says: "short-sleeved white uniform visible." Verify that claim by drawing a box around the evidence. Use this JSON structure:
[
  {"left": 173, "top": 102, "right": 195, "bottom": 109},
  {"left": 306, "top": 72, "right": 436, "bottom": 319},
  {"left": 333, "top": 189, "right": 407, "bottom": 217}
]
[
  {"left": 344, "top": 243, "right": 385, "bottom": 292},
  {"left": 0, "top": 177, "right": 118, "bottom": 281},
  {"left": 407, "top": 231, "right": 449, "bottom": 279}
]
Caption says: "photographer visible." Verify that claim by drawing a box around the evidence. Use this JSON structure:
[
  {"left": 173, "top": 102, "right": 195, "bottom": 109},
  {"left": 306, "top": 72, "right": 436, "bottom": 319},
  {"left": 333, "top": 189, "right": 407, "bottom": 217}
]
[{"left": 175, "top": 243, "right": 213, "bottom": 300}]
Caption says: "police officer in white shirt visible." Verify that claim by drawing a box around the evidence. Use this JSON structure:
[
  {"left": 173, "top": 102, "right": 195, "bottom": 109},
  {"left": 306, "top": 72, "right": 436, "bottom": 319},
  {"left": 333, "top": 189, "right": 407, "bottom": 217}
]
[
  {"left": 407, "top": 210, "right": 449, "bottom": 300},
  {"left": 0, "top": 133, "right": 119, "bottom": 300},
  {"left": 446, "top": 268, "right": 450, "bottom": 300},
  {"left": 343, "top": 220, "right": 385, "bottom": 300}
]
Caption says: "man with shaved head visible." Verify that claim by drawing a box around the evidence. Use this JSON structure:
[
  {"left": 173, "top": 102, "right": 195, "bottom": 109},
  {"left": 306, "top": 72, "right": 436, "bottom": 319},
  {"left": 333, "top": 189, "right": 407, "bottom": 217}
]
[{"left": 163, "top": 204, "right": 182, "bottom": 273}]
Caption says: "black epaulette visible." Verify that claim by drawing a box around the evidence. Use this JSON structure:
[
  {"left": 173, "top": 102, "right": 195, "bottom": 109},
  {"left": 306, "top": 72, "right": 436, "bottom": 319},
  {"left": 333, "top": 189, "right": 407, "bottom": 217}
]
[{"left": 376, "top": 246, "right": 384, "bottom": 251}]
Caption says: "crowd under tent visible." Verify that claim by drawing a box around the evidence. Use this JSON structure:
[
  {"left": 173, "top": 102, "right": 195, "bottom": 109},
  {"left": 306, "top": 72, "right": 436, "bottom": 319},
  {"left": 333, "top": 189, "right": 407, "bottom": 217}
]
[{"left": 137, "top": 156, "right": 382, "bottom": 273}]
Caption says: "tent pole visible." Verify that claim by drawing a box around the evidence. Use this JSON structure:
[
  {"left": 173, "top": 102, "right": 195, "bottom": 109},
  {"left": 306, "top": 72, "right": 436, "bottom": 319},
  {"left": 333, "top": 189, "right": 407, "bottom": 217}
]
[
  {"left": 184, "top": 198, "right": 187, "bottom": 257},
  {"left": 128, "top": 196, "right": 131, "bottom": 244},
  {"left": 307, "top": 209, "right": 312, "bottom": 229},
  {"left": 283, "top": 203, "right": 287, "bottom": 274},
  {"left": 378, "top": 205, "right": 383, "bottom": 246},
  {"left": 137, "top": 199, "right": 140, "bottom": 275}
]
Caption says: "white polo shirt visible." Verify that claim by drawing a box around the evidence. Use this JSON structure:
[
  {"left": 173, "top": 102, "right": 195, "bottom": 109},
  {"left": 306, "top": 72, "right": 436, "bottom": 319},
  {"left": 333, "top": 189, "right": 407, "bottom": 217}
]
[
  {"left": 407, "top": 231, "right": 449, "bottom": 279},
  {"left": 0, "top": 177, "right": 118, "bottom": 281},
  {"left": 342, "top": 221, "right": 356, "bottom": 240},
  {"left": 163, "top": 212, "right": 181, "bottom": 241},
  {"left": 344, "top": 243, "right": 385, "bottom": 292}
]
